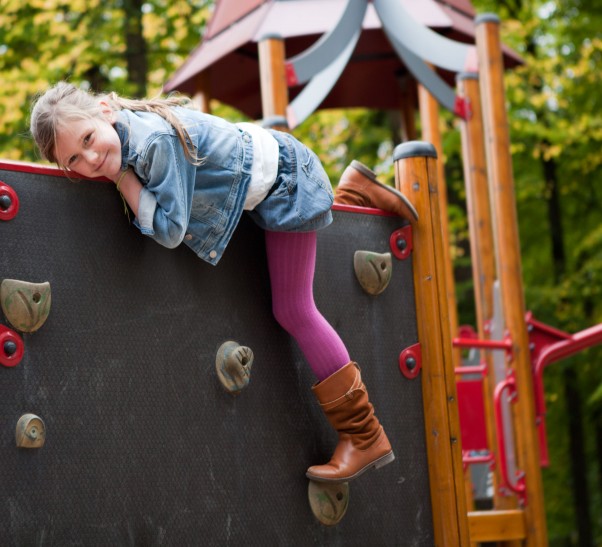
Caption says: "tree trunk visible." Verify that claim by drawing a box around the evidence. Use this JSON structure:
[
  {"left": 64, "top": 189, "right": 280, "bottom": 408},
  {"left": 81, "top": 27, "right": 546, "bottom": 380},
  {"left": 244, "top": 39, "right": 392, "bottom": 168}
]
[
  {"left": 543, "top": 154, "right": 593, "bottom": 547},
  {"left": 122, "top": 0, "right": 147, "bottom": 97},
  {"left": 595, "top": 408, "right": 602, "bottom": 526}
]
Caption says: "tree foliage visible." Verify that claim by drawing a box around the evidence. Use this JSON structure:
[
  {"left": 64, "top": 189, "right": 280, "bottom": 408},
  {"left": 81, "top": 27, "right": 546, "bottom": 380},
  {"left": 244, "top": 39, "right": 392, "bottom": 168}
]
[
  {"left": 466, "top": 2, "right": 602, "bottom": 543},
  {"left": 0, "top": 0, "right": 211, "bottom": 161}
]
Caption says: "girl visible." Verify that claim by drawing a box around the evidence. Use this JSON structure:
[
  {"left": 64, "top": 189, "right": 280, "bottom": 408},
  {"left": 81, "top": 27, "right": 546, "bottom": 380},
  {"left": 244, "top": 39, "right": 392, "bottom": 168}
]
[{"left": 30, "top": 81, "right": 396, "bottom": 483}]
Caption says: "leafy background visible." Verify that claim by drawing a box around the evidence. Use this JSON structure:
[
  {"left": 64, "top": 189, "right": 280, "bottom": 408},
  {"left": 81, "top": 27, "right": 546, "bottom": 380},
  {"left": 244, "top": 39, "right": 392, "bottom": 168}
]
[{"left": 1, "top": 0, "right": 601, "bottom": 544}]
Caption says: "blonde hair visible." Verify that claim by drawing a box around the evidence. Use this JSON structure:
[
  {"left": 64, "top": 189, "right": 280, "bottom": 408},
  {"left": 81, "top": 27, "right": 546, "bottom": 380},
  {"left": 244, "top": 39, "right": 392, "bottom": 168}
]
[{"left": 30, "top": 81, "right": 201, "bottom": 167}]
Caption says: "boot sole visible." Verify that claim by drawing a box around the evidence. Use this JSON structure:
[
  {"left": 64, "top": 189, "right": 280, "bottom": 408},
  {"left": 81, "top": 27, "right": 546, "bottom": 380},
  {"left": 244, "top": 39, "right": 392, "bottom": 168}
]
[{"left": 306, "top": 451, "right": 395, "bottom": 484}]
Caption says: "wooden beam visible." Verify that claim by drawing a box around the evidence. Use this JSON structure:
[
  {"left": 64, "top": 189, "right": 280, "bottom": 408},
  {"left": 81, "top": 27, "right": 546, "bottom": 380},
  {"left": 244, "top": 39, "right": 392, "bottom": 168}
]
[
  {"left": 399, "top": 78, "right": 418, "bottom": 141},
  {"left": 394, "top": 142, "right": 470, "bottom": 547},
  {"left": 468, "top": 510, "right": 527, "bottom": 542},
  {"left": 258, "top": 34, "right": 289, "bottom": 130},
  {"left": 475, "top": 15, "right": 548, "bottom": 545},
  {"left": 418, "top": 81, "right": 460, "bottom": 367},
  {"left": 192, "top": 71, "right": 212, "bottom": 114},
  {"left": 458, "top": 73, "right": 522, "bottom": 520}
]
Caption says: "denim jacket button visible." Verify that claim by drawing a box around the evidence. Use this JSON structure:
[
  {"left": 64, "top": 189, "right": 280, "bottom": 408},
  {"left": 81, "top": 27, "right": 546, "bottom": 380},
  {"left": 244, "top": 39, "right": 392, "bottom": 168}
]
[
  {"left": 184, "top": 234, "right": 193, "bottom": 241},
  {"left": 209, "top": 250, "right": 217, "bottom": 259}
]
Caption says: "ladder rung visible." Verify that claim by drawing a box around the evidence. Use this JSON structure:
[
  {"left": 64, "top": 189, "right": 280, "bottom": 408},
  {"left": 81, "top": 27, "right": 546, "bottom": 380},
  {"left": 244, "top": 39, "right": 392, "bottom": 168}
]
[{"left": 468, "top": 509, "right": 526, "bottom": 542}]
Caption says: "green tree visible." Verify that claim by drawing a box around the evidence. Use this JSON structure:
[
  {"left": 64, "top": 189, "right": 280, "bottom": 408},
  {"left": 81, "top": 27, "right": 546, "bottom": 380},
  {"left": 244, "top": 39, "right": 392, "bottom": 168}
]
[
  {"left": 0, "top": 0, "right": 211, "bottom": 161},
  {"left": 467, "top": 1, "right": 602, "bottom": 544}
]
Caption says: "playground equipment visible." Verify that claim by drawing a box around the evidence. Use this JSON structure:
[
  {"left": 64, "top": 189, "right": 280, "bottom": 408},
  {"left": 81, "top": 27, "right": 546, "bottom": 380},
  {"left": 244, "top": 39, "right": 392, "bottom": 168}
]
[
  {"left": 2, "top": 0, "right": 601, "bottom": 544},
  {"left": 1, "top": 160, "right": 435, "bottom": 544},
  {"left": 164, "top": 1, "right": 602, "bottom": 544},
  {"left": 165, "top": 0, "right": 520, "bottom": 127}
]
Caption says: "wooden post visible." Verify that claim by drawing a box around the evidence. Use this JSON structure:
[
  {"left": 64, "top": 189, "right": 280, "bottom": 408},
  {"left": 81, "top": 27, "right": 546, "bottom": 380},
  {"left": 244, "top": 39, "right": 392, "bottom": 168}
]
[
  {"left": 399, "top": 77, "right": 418, "bottom": 141},
  {"left": 457, "top": 74, "right": 496, "bottom": 358},
  {"left": 458, "top": 72, "right": 523, "bottom": 547},
  {"left": 418, "top": 80, "right": 473, "bottom": 519},
  {"left": 394, "top": 142, "right": 470, "bottom": 547},
  {"left": 475, "top": 14, "right": 548, "bottom": 545},
  {"left": 258, "top": 34, "right": 289, "bottom": 131},
  {"left": 418, "top": 82, "right": 460, "bottom": 365},
  {"left": 457, "top": 72, "right": 500, "bottom": 503},
  {"left": 192, "top": 71, "right": 212, "bottom": 114}
]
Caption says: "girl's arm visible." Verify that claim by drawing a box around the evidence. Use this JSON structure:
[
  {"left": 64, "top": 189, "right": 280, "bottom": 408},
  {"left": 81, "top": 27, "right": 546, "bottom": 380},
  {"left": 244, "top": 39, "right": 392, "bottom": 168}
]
[
  {"left": 134, "top": 135, "right": 194, "bottom": 248},
  {"left": 115, "top": 169, "right": 142, "bottom": 218},
  {"left": 107, "top": 136, "right": 191, "bottom": 249}
]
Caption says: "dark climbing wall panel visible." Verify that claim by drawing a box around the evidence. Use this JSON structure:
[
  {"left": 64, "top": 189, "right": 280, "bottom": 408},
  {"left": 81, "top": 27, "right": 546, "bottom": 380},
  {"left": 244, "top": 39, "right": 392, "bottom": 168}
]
[{"left": 0, "top": 165, "right": 433, "bottom": 546}]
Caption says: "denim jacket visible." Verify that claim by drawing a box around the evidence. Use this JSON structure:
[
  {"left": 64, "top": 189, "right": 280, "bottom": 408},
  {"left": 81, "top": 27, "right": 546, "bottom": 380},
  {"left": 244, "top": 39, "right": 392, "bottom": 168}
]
[{"left": 115, "top": 108, "right": 333, "bottom": 265}]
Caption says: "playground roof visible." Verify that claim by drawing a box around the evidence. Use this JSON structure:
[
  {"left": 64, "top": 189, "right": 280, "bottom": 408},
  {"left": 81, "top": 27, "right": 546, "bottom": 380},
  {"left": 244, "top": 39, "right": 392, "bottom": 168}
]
[{"left": 164, "top": 0, "right": 521, "bottom": 119}]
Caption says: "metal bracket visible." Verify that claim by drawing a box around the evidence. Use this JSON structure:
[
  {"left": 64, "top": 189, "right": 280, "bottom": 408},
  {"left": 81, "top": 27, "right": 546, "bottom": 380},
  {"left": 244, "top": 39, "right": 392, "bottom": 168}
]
[
  {"left": 399, "top": 343, "right": 421, "bottom": 379},
  {"left": 453, "top": 332, "right": 513, "bottom": 362},
  {"left": 0, "top": 324, "right": 24, "bottom": 367},
  {"left": 389, "top": 225, "right": 413, "bottom": 260},
  {"left": 454, "top": 95, "right": 472, "bottom": 120},
  {"left": 0, "top": 181, "right": 20, "bottom": 221}
]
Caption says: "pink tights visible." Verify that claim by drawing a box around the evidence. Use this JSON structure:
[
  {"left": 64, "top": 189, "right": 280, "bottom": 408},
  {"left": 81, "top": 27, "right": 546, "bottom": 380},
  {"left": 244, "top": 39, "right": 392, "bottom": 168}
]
[{"left": 265, "top": 230, "right": 350, "bottom": 381}]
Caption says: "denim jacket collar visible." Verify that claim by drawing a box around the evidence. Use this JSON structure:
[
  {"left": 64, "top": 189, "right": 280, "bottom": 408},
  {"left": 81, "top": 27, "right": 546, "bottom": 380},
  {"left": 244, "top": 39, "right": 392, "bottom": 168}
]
[{"left": 114, "top": 112, "right": 131, "bottom": 171}]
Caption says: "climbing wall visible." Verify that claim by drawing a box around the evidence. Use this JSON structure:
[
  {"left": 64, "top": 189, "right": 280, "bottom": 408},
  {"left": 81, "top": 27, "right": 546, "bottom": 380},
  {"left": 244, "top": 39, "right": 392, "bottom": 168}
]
[{"left": 0, "top": 164, "right": 433, "bottom": 545}]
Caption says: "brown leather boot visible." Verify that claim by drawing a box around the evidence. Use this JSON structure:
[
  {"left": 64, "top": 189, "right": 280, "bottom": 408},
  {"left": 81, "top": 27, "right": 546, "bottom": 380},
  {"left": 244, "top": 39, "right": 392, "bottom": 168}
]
[
  {"left": 334, "top": 160, "right": 418, "bottom": 221},
  {"left": 306, "top": 362, "right": 395, "bottom": 483}
]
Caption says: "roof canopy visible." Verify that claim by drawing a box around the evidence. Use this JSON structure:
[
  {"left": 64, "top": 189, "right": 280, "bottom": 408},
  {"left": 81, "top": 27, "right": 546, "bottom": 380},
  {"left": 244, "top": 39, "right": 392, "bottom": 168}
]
[{"left": 165, "top": 0, "right": 520, "bottom": 121}]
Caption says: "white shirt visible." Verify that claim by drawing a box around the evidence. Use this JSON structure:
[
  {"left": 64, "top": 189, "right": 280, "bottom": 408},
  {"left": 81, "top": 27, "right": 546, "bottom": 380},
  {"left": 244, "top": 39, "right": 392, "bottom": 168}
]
[{"left": 236, "top": 122, "right": 279, "bottom": 210}]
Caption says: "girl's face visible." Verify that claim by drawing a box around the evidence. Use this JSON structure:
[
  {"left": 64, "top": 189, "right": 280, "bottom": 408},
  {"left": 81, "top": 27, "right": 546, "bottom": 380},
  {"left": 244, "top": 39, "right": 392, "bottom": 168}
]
[{"left": 54, "top": 103, "right": 122, "bottom": 180}]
